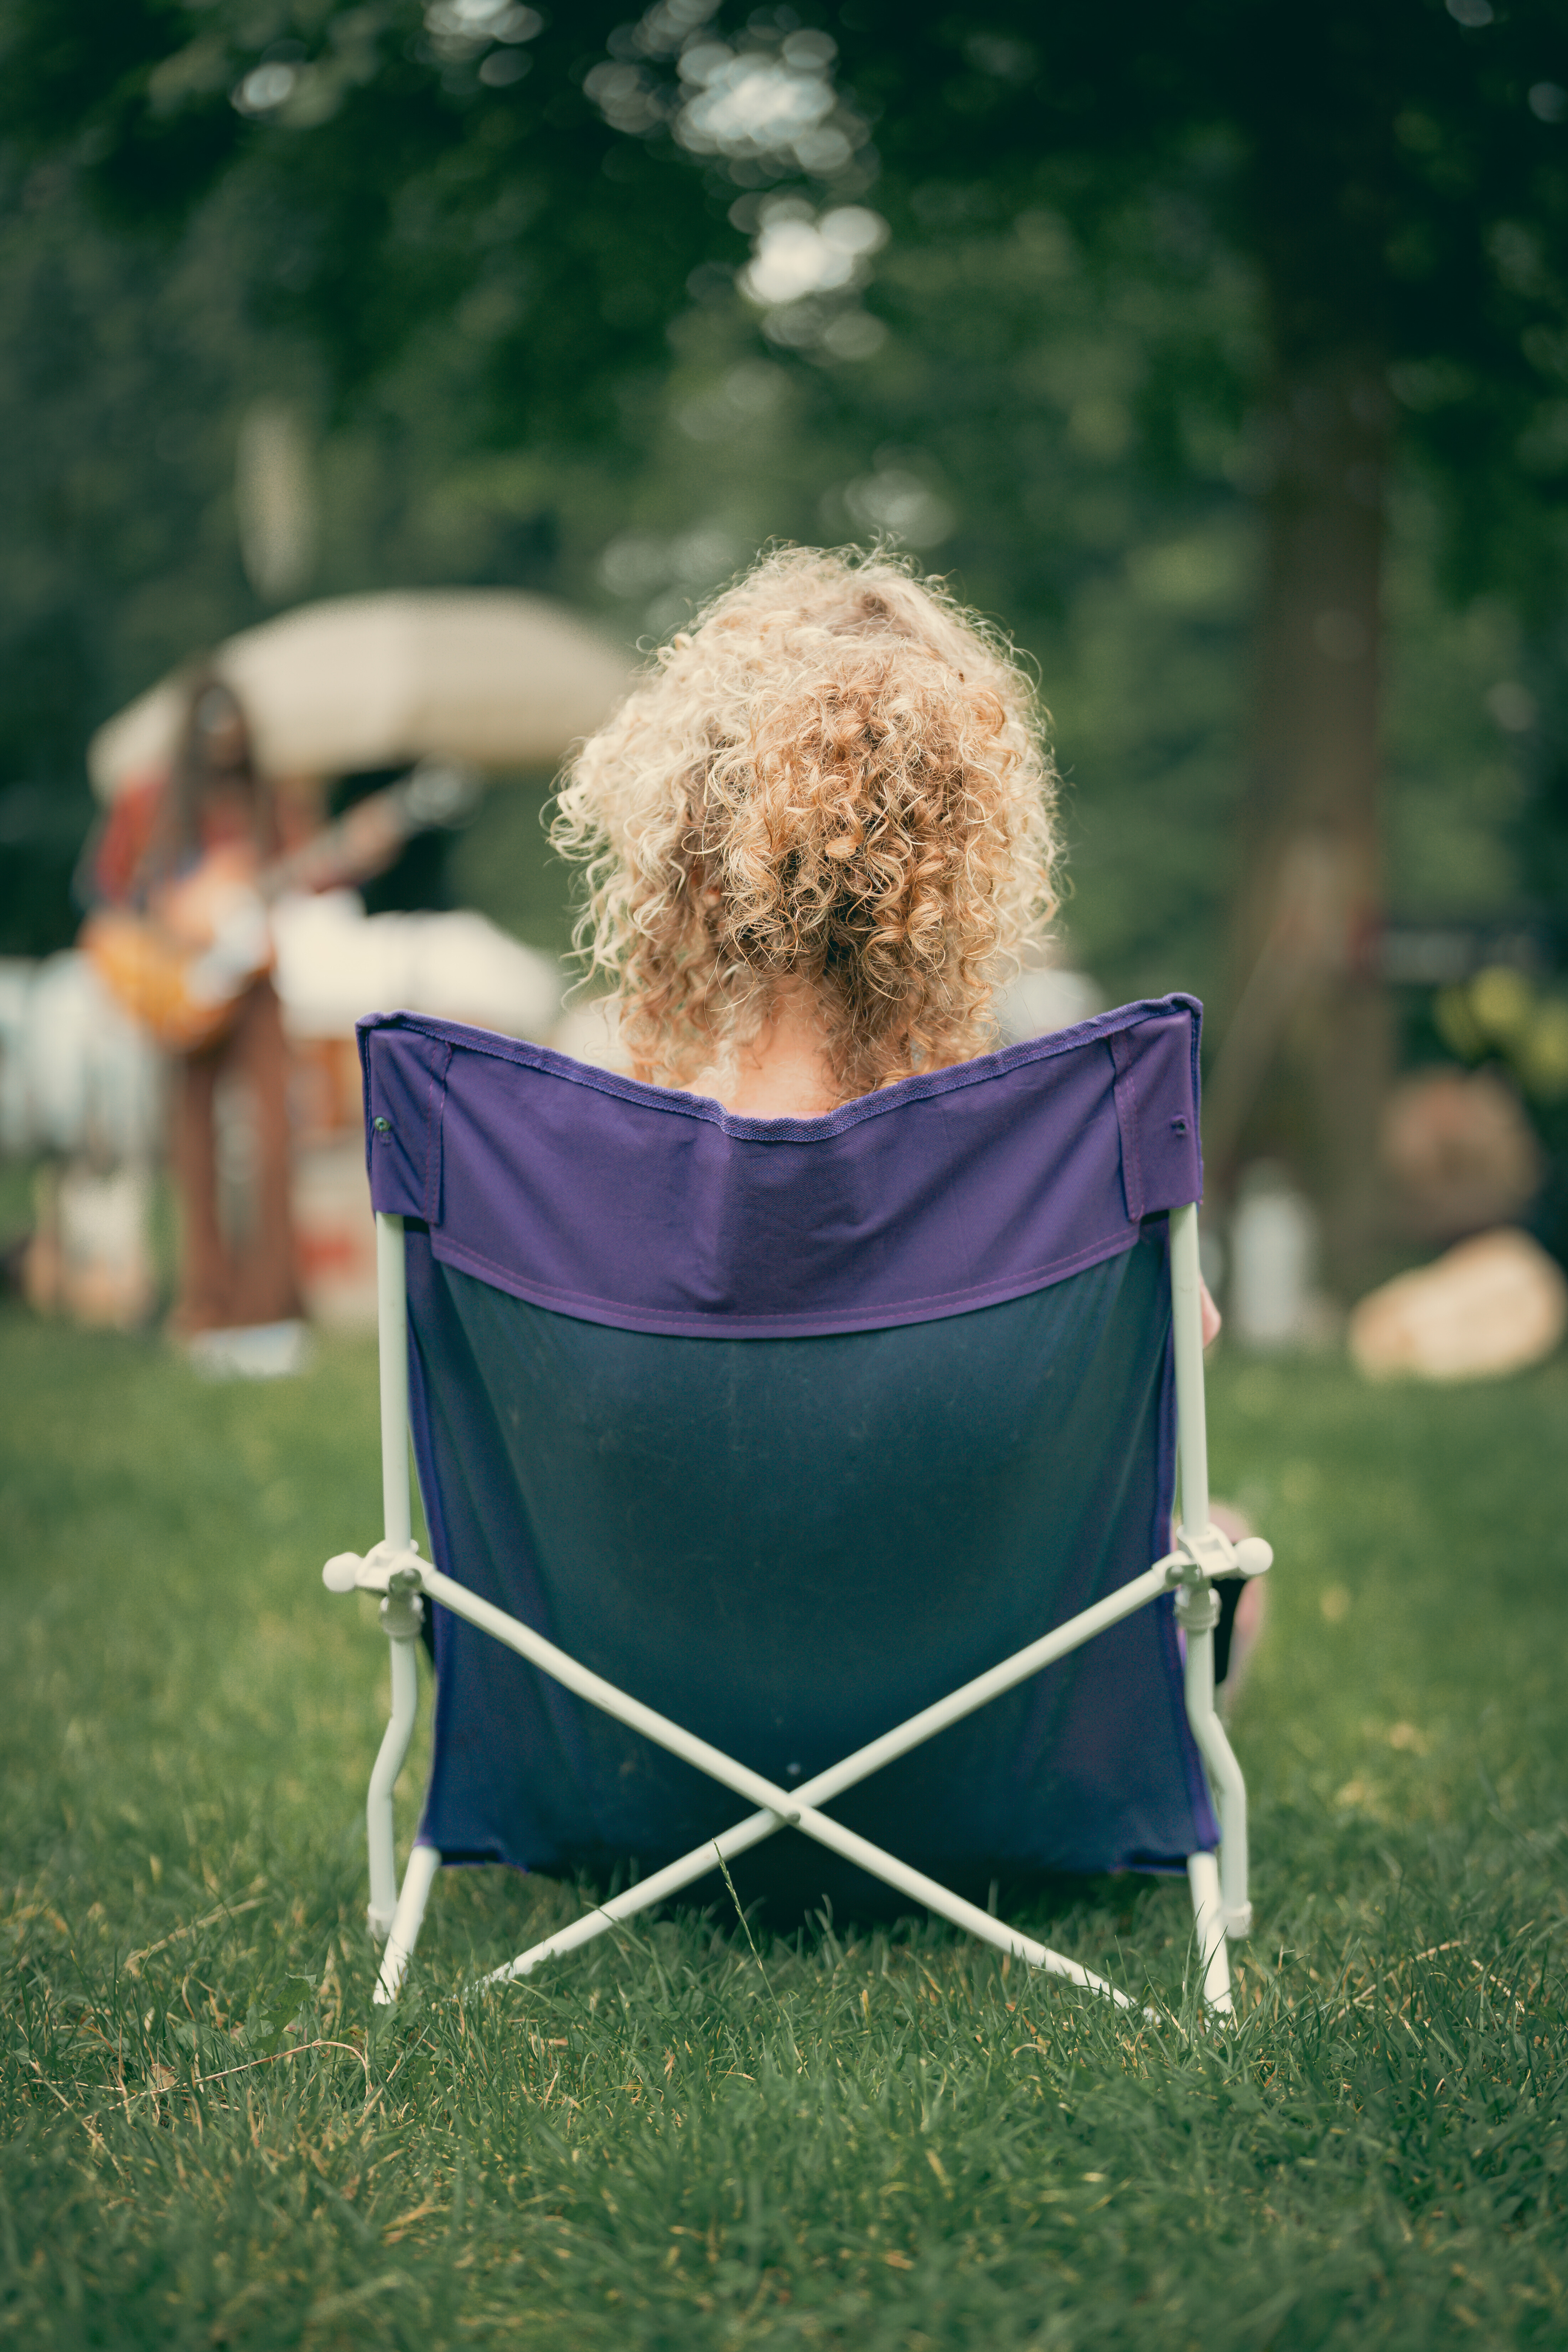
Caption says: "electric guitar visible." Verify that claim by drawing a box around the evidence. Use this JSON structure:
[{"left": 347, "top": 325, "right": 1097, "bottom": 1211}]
[{"left": 82, "top": 760, "right": 481, "bottom": 1053}]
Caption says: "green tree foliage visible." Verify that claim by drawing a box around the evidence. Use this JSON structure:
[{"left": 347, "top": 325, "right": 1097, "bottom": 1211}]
[{"left": 1, "top": 0, "right": 1564, "bottom": 1227}]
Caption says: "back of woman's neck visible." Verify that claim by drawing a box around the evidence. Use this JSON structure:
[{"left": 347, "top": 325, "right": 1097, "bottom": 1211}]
[{"left": 686, "top": 985, "right": 840, "bottom": 1118}]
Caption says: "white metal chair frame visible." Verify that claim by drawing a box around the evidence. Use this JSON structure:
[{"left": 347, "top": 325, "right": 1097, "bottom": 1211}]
[{"left": 324, "top": 1203, "right": 1272, "bottom": 2013}]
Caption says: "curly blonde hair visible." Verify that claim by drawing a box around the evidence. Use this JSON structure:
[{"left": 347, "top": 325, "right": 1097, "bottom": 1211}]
[{"left": 552, "top": 546, "right": 1060, "bottom": 1103}]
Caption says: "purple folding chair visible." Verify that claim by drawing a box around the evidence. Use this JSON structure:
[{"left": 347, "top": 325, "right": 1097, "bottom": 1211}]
[{"left": 323, "top": 995, "right": 1272, "bottom": 2014}]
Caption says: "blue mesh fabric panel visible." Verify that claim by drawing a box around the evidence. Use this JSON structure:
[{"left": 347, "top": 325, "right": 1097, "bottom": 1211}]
[{"left": 405, "top": 1220, "right": 1216, "bottom": 1893}]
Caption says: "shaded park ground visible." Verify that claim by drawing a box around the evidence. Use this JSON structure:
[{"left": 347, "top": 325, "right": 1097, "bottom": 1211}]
[{"left": 1, "top": 1309, "right": 1566, "bottom": 2348}]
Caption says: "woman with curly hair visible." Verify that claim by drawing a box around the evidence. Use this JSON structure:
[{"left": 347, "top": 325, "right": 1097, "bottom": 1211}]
[
  {"left": 553, "top": 545, "right": 1058, "bottom": 1118},
  {"left": 556, "top": 543, "right": 1226, "bottom": 1351}
]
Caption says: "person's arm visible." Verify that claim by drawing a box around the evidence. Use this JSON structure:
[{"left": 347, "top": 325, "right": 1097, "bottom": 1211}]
[
  {"left": 78, "top": 774, "right": 163, "bottom": 911},
  {"left": 1200, "top": 1277, "right": 1222, "bottom": 1348}
]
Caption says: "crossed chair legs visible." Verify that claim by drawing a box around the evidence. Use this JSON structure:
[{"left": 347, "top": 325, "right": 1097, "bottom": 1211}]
[{"left": 324, "top": 1518, "right": 1271, "bottom": 2018}]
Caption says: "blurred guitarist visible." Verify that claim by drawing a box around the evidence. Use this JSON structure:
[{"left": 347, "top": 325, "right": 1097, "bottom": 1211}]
[{"left": 87, "top": 675, "right": 310, "bottom": 1338}]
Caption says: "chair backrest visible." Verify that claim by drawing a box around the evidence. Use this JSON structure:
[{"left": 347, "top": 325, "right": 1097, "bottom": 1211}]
[{"left": 358, "top": 999, "right": 1217, "bottom": 1903}]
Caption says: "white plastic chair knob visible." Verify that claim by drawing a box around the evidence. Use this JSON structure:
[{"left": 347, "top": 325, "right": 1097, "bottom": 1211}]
[
  {"left": 322, "top": 1553, "right": 363, "bottom": 1593},
  {"left": 1233, "top": 1537, "right": 1273, "bottom": 1579}
]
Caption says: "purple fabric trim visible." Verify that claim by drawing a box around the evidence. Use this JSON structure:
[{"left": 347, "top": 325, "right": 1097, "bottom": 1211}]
[
  {"left": 358, "top": 996, "right": 1203, "bottom": 1340},
  {"left": 1108, "top": 1030, "right": 1144, "bottom": 1223}
]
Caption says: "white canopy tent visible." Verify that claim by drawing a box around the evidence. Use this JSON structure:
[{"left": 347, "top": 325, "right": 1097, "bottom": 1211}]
[{"left": 87, "top": 589, "right": 632, "bottom": 800}]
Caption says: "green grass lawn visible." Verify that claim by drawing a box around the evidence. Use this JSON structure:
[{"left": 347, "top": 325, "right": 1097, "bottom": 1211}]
[{"left": 1, "top": 1309, "right": 1566, "bottom": 2349}]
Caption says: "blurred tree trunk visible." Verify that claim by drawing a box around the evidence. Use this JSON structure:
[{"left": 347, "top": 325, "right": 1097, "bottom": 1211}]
[{"left": 1205, "top": 349, "right": 1392, "bottom": 1289}]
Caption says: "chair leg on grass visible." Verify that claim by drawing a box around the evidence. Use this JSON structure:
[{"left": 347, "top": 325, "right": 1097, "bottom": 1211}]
[
  {"left": 366, "top": 1575, "right": 425, "bottom": 1944},
  {"left": 1186, "top": 1851, "right": 1233, "bottom": 2015},
  {"left": 376, "top": 1842, "right": 441, "bottom": 2005},
  {"left": 1178, "top": 1576, "right": 1249, "bottom": 2015}
]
